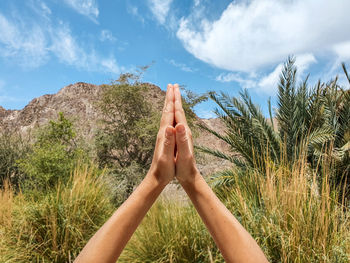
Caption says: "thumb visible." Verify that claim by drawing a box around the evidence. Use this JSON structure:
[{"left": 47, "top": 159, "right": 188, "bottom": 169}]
[
  {"left": 175, "top": 123, "right": 191, "bottom": 158},
  {"left": 163, "top": 126, "right": 175, "bottom": 157}
]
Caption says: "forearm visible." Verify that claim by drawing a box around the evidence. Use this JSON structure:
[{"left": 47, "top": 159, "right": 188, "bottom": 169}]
[
  {"left": 180, "top": 173, "right": 268, "bottom": 263},
  {"left": 75, "top": 173, "right": 165, "bottom": 263}
]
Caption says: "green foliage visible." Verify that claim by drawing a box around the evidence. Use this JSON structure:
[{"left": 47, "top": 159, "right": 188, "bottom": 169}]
[
  {"left": 0, "top": 130, "right": 29, "bottom": 188},
  {"left": 96, "top": 72, "right": 206, "bottom": 198},
  {"left": 119, "top": 155, "right": 349, "bottom": 263},
  {"left": 199, "top": 57, "right": 350, "bottom": 192},
  {"left": 198, "top": 88, "right": 281, "bottom": 170},
  {"left": 218, "top": 161, "right": 349, "bottom": 262},
  {"left": 18, "top": 112, "right": 85, "bottom": 192},
  {"left": 181, "top": 87, "right": 208, "bottom": 130},
  {"left": 96, "top": 76, "right": 160, "bottom": 170},
  {"left": 0, "top": 164, "right": 115, "bottom": 263}
]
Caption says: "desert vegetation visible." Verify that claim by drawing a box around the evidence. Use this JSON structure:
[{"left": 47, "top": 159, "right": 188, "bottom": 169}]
[{"left": 0, "top": 58, "right": 349, "bottom": 262}]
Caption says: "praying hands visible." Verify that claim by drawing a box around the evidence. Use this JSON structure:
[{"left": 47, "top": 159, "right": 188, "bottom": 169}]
[{"left": 74, "top": 84, "right": 268, "bottom": 263}]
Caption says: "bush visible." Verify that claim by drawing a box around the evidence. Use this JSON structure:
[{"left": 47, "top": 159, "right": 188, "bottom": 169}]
[
  {"left": 18, "top": 113, "right": 87, "bottom": 192},
  {"left": 0, "top": 163, "right": 115, "bottom": 263}
]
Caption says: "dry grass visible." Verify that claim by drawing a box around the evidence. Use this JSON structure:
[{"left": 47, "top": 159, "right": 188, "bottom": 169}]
[
  {"left": 1, "top": 156, "right": 349, "bottom": 262},
  {"left": 120, "top": 155, "right": 350, "bottom": 263},
  {"left": 119, "top": 198, "right": 224, "bottom": 263},
  {"left": 0, "top": 164, "right": 115, "bottom": 263},
  {"left": 222, "top": 155, "right": 350, "bottom": 262}
]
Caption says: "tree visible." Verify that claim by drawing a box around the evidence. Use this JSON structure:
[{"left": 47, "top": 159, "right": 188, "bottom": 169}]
[
  {"left": 96, "top": 75, "right": 160, "bottom": 170},
  {"left": 199, "top": 57, "right": 350, "bottom": 193},
  {"left": 95, "top": 72, "right": 206, "bottom": 196}
]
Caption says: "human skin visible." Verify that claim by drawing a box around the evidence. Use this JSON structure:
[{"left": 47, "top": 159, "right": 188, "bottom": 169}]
[
  {"left": 74, "top": 84, "right": 268, "bottom": 263},
  {"left": 74, "top": 84, "right": 177, "bottom": 263},
  {"left": 173, "top": 85, "right": 268, "bottom": 263}
]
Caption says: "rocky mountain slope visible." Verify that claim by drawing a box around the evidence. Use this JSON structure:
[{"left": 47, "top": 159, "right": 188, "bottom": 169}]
[{"left": 0, "top": 82, "right": 231, "bottom": 176}]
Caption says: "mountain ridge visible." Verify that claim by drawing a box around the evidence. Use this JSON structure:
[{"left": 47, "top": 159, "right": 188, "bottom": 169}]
[{"left": 0, "top": 82, "right": 230, "bottom": 176}]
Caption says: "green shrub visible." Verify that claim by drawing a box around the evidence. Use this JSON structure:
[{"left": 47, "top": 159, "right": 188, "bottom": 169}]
[
  {"left": 18, "top": 113, "right": 87, "bottom": 192},
  {"left": 0, "top": 163, "right": 115, "bottom": 263}
]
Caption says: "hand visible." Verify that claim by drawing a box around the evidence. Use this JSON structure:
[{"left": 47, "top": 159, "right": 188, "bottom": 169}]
[
  {"left": 148, "top": 84, "right": 176, "bottom": 186},
  {"left": 173, "top": 84, "right": 200, "bottom": 185}
]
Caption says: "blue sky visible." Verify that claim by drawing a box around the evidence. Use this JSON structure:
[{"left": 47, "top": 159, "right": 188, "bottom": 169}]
[{"left": 0, "top": 0, "right": 350, "bottom": 118}]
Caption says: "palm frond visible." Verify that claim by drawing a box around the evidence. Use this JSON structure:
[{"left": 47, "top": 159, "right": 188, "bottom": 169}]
[
  {"left": 342, "top": 62, "right": 350, "bottom": 84},
  {"left": 208, "top": 169, "right": 236, "bottom": 189}
]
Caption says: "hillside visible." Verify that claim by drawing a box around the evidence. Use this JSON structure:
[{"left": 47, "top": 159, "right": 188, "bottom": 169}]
[{"left": 0, "top": 82, "right": 230, "bottom": 176}]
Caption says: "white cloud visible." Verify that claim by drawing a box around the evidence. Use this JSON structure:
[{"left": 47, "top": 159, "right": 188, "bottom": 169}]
[
  {"left": 168, "top": 59, "right": 195, "bottom": 72},
  {"left": 177, "top": 0, "right": 350, "bottom": 72},
  {"left": 100, "top": 30, "right": 117, "bottom": 42},
  {"left": 258, "top": 53, "right": 316, "bottom": 94},
  {"left": 0, "top": 12, "right": 120, "bottom": 75},
  {"left": 100, "top": 57, "right": 120, "bottom": 75},
  {"left": 148, "top": 0, "right": 173, "bottom": 24},
  {"left": 29, "top": 0, "right": 52, "bottom": 19},
  {"left": 40, "top": 2, "right": 52, "bottom": 16},
  {"left": 294, "top": 54, "right": 317, "bottom": 75},
  {"left": 216, "top": 72, "right": 257, "bottom": 89},
  {"left": 49, "top": 24, "right": 120, "bottom": 74},
  {"left": 194, "top": 0, "right": 201, "bottom": 7},
  {"left": 216, "top": 54, "right": 316, "bottom": 94},
  {"left": 333, "top": 41, "right": 350, "bottom": 61},
  {"left": 63, "top": 0, "right": 99, "bottom": 21},
  {"left": 0, "top": 13, "right": 49, "bottom": 68},
  {"left": 195, "top": 108, "right": 216, "bottom": 119},
  {"left": 127, "top": 5, "right": 145, "bottom": 24},
  {"left": 50, "top": 25, "right": 81, "bottom": 65}
]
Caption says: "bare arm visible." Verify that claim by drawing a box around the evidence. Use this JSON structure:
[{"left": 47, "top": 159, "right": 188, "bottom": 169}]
[
  {"left": 74, "top": 85, "right": 177, "bottom": 263},
  {"left": 173, "top": 85, "right": 268, "bottom": 263}
]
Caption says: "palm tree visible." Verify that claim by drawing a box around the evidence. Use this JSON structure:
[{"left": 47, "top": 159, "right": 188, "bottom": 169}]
[{"left": 198, "top": 57, "right": 350, "bottom": 192}]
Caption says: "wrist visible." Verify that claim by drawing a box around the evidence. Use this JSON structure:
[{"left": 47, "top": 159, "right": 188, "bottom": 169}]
[
  {"left": 145, "top": 170, "right": 170, "bottom": 189},
  {"left": 177, "top": 170, "right": 202, "bottom": 188}
]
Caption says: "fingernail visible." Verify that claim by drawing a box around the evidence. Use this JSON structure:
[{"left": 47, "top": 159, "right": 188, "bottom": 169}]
[
  {"left": 166, "top": 126, "right": 173, "bottom": 136},
  {"left": 177, "top": 124, "right": 185, "bottom": 133}
]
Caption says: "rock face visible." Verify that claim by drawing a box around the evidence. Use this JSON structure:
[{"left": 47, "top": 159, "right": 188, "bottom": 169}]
[
  {"left": 0, "top": 82, "right": 231, "bottom": 176},
  {"left": 1, "top": 83, "right": 102, "bottom": 140}
]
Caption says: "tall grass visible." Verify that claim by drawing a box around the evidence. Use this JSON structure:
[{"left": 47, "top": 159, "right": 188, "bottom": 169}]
[
  {"left": 0, "top": 164, "right": 115, "bottom": 263},
  {"left": 1, "top": 155, "right": 349, "bottom": 262},
  {"left": 119, "top": 198, "right": 224, "bottom": 263},
  {"left": 221, "top": 156, "right": 350, "bottom": 262},
  {"left": 120, "top": 154, "right": 350, "bottom": 262}
]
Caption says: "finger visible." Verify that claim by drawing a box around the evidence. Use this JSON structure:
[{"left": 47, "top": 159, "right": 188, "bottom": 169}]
[
  {"left": 175, "top": 123, "right": 191, "bottom": 159},
  {"left": 174, "top": 84, "right": 188, "bottom": 125},
  {"left": 160, "top": 84, "right": 175, "bottom": 128},
  {"left": 163, "top": 126, "right": 175, "bottom": 157}
]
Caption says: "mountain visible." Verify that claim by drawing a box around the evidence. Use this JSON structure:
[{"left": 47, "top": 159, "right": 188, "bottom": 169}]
[{"left": 0, "top": 82, "right": 230, "bottom": 176}]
